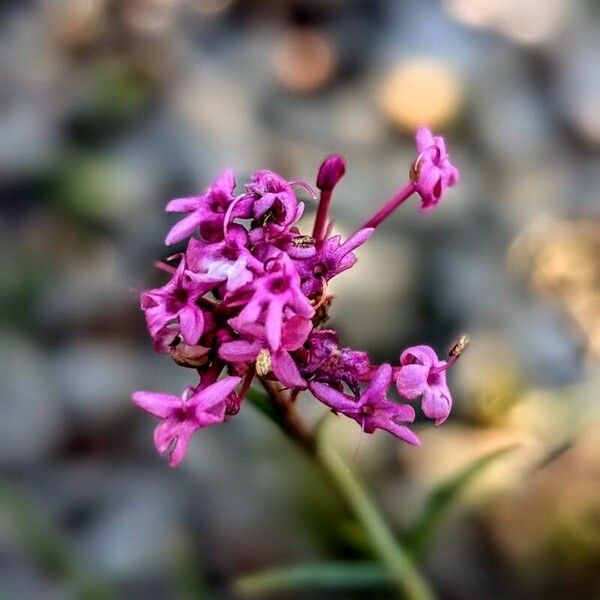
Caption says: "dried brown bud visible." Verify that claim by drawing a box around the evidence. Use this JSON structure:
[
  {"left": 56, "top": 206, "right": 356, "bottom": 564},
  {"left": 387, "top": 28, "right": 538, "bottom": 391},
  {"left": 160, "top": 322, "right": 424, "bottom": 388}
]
[{"left": 449, "top": 334, "right": 470, "bottom": 359}]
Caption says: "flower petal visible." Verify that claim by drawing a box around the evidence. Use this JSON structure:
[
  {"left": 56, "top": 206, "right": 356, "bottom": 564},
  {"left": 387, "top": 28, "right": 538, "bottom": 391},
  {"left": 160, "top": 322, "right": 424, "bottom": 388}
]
[
  {"left": 421, "top": 388, "right": 452, "bottom": 426},
  {"left": 395, "top": 363, "right": 429, "bottom": 399},
  {"left": 193, "top": 376, "right": 241, "bottom": 414},
  {"left": 272, "top": 349, "right": 306, "bottom": 388},
  {"left": 179, "top": 306, "right": 204, "bottom": 345},
  {"left": 166, "top": 196, "right": 200, "bottom": 213},
  {"left": 132, "top": 391, "right": 180, "bottom": 418},
  {"left": 361, "top": 364, "right": 392, "bottom": 404},
  {"left": 218, "top": 339, "right": 261, "bottom": 363},
  {"left": 415, "top": 126, "right": 434, "bottom": 153},
  {"left": 265, "top": 298, "right": 284, "bottom": 350},
  {"left": 309, "top": 381, "right": 359, "bottom": 413},
  {"left": 281, "top": 316, "right": 313, "bottom": 351},
  {"left": 165, "top": 212, "right": 202, "bottom": 246}
]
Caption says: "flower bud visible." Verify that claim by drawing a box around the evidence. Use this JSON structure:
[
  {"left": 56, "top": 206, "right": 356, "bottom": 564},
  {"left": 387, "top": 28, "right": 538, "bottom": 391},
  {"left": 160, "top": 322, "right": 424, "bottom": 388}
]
[{"left": 316, "top": 154, "right": 346, "bottom": 192}]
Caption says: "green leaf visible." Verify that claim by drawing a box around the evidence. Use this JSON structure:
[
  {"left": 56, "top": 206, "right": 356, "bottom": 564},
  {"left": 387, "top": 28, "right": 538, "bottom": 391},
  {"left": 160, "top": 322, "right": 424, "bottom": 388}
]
[
  {"left": 235, "top": 561, "right": 389, "bottom": 597},
  {"left": 404, "top": 444, "right": 519, "bottom": 560}
]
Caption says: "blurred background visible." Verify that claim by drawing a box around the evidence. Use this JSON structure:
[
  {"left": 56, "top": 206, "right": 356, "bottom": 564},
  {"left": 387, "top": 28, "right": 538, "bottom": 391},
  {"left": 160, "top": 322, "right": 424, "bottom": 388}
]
[{"left": 1, "top": 0, "right": 599, "bottom": 598}]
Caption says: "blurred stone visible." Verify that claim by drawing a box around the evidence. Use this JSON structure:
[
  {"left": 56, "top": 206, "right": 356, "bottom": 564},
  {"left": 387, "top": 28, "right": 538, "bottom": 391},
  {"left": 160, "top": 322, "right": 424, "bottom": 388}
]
[
  {"left": 378, "top": 58, "right": 463, "bottom": 131},
  {"left": 51, "top": 341, "right": 139, "bottom": 423},
  {"left": 0, "top": 337, "right": 63, "bottom": 467},
  {"left": 273, "top": 28, "right": 337, "bottom": 95}
]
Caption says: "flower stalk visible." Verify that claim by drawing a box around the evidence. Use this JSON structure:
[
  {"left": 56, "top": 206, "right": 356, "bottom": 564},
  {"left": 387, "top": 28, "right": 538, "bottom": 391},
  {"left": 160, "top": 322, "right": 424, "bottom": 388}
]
[{"left": 256, "top": 380, "right": 435, "bottom": 600}]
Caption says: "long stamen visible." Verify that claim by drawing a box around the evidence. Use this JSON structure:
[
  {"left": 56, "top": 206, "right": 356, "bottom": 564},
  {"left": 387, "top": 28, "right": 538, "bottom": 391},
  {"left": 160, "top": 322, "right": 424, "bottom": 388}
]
[
  {"left": 154, "top": 260, "right": 177, "bottom": 275},
  {"left": 410, "top": 144, "right": 443, "bottom": 183},
  {"left": 289, "top": 180, "right": 317, "bottom": 199},
  {"left": 222, "top": 193, "right": 249, "bottom": 239}
]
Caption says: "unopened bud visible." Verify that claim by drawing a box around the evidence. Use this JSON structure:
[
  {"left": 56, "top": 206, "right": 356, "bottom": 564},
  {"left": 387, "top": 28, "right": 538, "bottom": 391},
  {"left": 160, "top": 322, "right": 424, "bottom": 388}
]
[{"left": 316, "top": 154, "right": 346, "bottom": 192}]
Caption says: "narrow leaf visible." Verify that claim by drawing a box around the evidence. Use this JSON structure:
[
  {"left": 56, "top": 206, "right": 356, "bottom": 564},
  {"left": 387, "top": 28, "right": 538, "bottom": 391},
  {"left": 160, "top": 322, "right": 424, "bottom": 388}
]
[
  {"left": 235, "top": 561, "right": 389, "bottom": 597},
  {"left": 317, "top": 444, "right": 435, "bottom": 600},
  {"left": 405, "top": 444, "right": 519, "bottom": 560}
]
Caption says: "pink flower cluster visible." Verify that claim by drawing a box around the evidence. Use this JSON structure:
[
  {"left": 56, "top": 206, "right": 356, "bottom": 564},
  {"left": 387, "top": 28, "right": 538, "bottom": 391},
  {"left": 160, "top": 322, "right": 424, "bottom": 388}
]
[{"left": 133, "top": 127, "right": 461, "bottom": 466}]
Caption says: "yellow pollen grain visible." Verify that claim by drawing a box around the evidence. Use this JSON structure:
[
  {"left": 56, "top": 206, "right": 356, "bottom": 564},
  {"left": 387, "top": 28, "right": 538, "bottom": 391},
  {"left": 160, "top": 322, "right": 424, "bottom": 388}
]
[{"left": 256, "top": 348, "right": 272, "bottom": 376}]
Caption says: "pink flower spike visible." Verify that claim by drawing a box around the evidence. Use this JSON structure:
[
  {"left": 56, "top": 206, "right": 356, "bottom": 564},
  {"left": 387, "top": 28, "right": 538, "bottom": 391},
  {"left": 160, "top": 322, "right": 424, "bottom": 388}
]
[
  {"left": 395, "top": 345, "right": 453, "bottom": 425},
  {"left": 132, "top": 376, "right": 241, "bottom": 467},
  {"left": 411, "top": 126, "right": 459, "bottom": 212},
  {"left": 309, "top": 364, "right": 420, "bottom": 446}
]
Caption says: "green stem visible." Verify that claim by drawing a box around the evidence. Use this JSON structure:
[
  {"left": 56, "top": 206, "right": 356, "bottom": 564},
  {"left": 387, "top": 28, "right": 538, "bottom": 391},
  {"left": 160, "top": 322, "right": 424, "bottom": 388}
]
[
  {"left": 317, "top": 445, "right": 434, "bottom": 600},
  {"left": 250, "top": 384, "right": 435, "bottom": 600}
]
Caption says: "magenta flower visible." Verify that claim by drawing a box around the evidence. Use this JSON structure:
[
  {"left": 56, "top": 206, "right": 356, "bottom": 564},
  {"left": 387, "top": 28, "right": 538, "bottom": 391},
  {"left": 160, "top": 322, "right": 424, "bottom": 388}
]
[
  {"left": 132, "top": 376, "right": 241, "bottom": 466},
  {"left": 395, "top": 345, "right": 452, "bottom": 425},
  {"left": 165, "top": 170, "right": 253, "bottom": 245},
  {"left": 141, "top": 259, "right": 213, "bottom": 346},
  {"left": 310, "top": 364, "right": 420, "bottom": 445},
  {"left": 186, "top": 225, "right": 264, "bottom": 293},
  {"left": 220, "top": 315, "right": 312, "bottom": 388},
  {"left": 296, "top": 228, "right": 373, "bottom": 296},
  {"left": 232, "top": 253, "right": 314, "bottom": 351},
  {"left": 246, "top": 170, "right": 305, "bottom": 238},
  {"left": 412, "top": 126, "right": 459, "bottom": 212}
]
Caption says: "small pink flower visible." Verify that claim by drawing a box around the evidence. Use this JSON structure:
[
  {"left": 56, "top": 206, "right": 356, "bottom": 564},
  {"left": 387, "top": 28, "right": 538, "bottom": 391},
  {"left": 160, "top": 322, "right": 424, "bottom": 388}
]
[
  {"left": 412, "top": 127, "right": 459, "bottom": 212},
  {"left": 220, "top": 315, "right": 313, "bottom": 388},
  {"left": 310, "top": 364, "right": 420, "bottom": 446},
  {"left": 296, "top": 228, "right": 373, "bottom": 296},
  {"left": 246, "top": 170, "right": 305, "bottom": 239},
  {"left": 165, "top": 170, "right": 253, "bottom": 245},
  {"left": 395, "top": 345, "right": 452, "bottom": 425},
  {"left": 141, "top": 259, "right": 214, "bottom": 346},
  {"left": 132, "top": 376, "right": 241, "bottom": 466},
  {"left": 231, "top": 253, "right": 314, "bottom": 351},
  {"left": 186, "top": 225, "right": 264, "bottom": 293}
]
